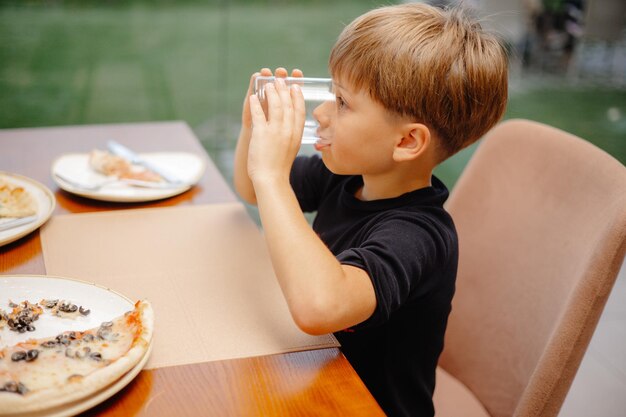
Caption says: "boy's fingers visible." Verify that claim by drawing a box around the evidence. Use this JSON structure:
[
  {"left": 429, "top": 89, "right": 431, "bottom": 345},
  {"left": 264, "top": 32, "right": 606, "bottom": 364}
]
[
  {"left": 276, "top": 79, "right": 293, "bottom": 125},
  {"left": 291, "top": 85, "right": 306, "bottom": 135},
  {"left": 275, "top": 67, "right": 288, "bottom": 78},
  {"left": 291, "top": 68, "right": 303, "bottom": 78},
  {"left": 249, "top": 95, "right": 267, "bottom": 127},
  {"left": 247, "top": 72, "right": 260, "bottom": 96},
  {"left": 265, "top": 83, "right": 283, "bottom": 122},
  {"left": 260, "top": 67, "right": 272, "bottom": 76}
]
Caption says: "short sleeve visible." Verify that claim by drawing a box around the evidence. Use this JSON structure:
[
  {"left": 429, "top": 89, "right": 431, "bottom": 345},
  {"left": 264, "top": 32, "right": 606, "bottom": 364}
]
[{"left": 337, "top": 215, "right": 448, "bottom": 328}]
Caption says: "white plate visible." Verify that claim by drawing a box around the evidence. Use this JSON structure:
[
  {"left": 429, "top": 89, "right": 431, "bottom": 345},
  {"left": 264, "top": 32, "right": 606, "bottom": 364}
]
[
  {"left": 0, "top": 173, "right": 55, "bottom": 248},
  {"left": 51, "top": 152, "right": 206, "bottom": 203},
  {"left": 0, "top": 275, "right": 153, "bottom": 416}
]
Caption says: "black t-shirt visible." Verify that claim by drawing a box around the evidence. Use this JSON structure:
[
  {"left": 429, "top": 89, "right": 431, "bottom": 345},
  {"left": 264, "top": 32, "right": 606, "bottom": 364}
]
[{"left": 290, "top": 155, "right": 458, "bottom": 417}]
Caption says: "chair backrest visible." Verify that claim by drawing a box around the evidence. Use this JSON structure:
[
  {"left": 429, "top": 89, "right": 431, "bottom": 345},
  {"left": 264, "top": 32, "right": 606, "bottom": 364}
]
[{"left": 439, "top": 119, "right": 626, "bottom": 417}]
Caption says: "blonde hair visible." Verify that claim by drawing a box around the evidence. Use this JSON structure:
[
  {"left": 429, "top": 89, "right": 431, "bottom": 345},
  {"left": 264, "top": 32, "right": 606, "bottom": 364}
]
[{"left": 329, "top": 3, "right": 508, "bottom": 160}]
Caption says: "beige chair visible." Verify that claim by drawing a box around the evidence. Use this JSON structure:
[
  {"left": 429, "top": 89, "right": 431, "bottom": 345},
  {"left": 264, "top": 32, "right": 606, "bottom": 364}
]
[{"left": 432, "top": 119, "right": 626, "bottom": 417}]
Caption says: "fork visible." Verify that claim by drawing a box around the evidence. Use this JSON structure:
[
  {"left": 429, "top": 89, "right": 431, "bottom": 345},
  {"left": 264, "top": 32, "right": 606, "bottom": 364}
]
[
  {"left": 0, "top": 215, "right": 38, "bottom": 232},
  {"left": 54, "top": 173, "right": 185, "bottom": 191}
]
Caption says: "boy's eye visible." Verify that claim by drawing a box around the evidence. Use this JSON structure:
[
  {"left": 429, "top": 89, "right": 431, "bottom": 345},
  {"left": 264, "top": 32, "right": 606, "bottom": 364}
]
[{"left": 336, "top": 96, "right": 346, "bottom": 109}]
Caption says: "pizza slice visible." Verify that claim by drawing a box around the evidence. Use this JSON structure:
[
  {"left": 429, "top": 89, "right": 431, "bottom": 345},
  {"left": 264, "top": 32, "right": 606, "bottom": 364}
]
[
  {"left": 0, "top": 300, "right": 153, "bottom": 414},
  {"left": 89, "top": 150, "right": 162, "bottom": 182}
]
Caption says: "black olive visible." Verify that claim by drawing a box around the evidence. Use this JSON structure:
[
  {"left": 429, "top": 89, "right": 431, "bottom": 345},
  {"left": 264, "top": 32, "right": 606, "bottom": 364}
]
[
  {"left": 3, "top": 381, "right": 18, "bottom": 392},
  {"left": 25, "top": 349, "right": 39, "bottom": 362},
  {"left": 17, "top": 382, "right": 29, "bottom": 395}
]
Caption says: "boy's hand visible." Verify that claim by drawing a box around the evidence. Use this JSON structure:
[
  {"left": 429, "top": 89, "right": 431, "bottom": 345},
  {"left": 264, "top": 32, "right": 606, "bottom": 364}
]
[
  {"left": 241, "top": 68, "right": 269, "bottom": 131},
  {"left": 241, "top": 67, "right": 303, "bottom": 132},
  {"left": 247, "top": 77, "right": 306, "bottom": 184},
  {"left": 234, "top": 67, "right": 302, "bottom": 204}
]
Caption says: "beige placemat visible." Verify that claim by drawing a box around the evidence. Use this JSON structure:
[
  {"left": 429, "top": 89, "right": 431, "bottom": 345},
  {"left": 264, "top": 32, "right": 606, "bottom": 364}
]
[{"left": 40, "top": 203, "right": 338, "bottom": 369}]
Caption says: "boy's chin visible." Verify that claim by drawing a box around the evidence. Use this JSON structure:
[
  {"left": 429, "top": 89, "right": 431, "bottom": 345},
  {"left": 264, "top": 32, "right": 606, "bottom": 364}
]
[{"left": 321, "top": 156, "right": 353, "bottom": 176}]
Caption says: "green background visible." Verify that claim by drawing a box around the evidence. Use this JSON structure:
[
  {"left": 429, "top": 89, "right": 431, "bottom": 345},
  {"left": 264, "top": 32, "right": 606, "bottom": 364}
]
[{"left": 1, "top": 0, "right": 624, "bottom": 191}]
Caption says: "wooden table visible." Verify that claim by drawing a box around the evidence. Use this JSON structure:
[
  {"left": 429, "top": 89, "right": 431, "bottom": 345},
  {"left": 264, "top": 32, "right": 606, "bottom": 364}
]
[{"left": 0, "top": 122, "right": 384, "bottom": 416}]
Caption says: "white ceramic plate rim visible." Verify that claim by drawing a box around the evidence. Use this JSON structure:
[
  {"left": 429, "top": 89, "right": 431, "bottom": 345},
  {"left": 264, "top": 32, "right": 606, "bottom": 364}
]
[
  {"left": 0, "top": 274, "right": 152, "bottom": 416},
  {"left": 51, "top": 152, "right": 206, "bottom": 203},
  {"left": 0, "top": 172, "right": 56, "bottom": 248}
]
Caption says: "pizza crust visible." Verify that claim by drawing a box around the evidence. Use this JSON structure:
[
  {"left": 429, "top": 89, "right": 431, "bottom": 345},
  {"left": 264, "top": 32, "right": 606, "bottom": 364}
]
[{"left": 0, "top": 300, "right": 153, "bottom": 414}]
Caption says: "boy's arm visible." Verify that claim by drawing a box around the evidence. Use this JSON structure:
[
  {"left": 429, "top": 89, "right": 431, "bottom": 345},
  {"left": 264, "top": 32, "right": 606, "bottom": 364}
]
[
  {"left": 233, "top": 67, "right": 303, "bottom": 205},
  {"left": 233, "top": 70, "right": 264, "bottom": 205},
  {"left": 254, "top": 178, "right": 377, "bottom": 335},
  {"left": 248, "top": 80, "right": 377, "bottom": 335},
  {"left": 233, "top": 122, "right": 256, "bottom": 205}
]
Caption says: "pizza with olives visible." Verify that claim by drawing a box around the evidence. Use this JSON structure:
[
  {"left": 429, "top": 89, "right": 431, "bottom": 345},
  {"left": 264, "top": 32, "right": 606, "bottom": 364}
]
[{"left": 0, "top": 300, "right": 153, "bottom": 414}]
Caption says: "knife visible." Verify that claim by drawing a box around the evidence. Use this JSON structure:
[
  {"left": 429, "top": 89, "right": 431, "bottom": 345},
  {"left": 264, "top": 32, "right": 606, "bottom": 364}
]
[
  {"left": 0, "top": 215, "right": 38, "bottom": 232},
  {"left": 107, "top": 140, "right": 183, "bottom": 184}
]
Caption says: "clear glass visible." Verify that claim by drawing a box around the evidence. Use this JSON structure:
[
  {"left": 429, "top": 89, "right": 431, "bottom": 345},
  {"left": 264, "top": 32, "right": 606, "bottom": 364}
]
[{"left": 254, "top": 76, "right": 334, "bottom": 144}]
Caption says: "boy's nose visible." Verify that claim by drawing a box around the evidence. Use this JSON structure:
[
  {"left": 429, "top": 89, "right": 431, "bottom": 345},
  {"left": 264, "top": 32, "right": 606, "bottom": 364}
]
[{"left": 313, "top": 100, "right": 333, "bottom": 127}]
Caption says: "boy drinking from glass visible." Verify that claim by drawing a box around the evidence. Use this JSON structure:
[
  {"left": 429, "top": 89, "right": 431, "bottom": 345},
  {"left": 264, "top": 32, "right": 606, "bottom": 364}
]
[{"left": 234, "top": 3, "right": 508, "bottom": 416}]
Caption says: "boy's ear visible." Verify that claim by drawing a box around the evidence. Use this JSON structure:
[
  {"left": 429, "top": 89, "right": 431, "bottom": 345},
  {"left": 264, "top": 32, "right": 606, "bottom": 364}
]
[{"left": 393, "top": 123, "right": 431, "bottom": 162}]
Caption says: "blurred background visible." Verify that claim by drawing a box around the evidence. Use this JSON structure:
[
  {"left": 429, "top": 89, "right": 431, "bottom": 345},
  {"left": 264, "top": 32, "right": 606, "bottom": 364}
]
[
  {"left": 1, "top": 0, "right": 624, "bottom": 190},
  {"left": 1, "top": 2, "right": 625, "bottom": 415}
]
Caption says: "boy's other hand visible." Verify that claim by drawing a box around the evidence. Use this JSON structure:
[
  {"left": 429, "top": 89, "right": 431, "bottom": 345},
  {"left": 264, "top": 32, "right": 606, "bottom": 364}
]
[{"left": 248, "top": 76, "right": 306, "bottom": 184}]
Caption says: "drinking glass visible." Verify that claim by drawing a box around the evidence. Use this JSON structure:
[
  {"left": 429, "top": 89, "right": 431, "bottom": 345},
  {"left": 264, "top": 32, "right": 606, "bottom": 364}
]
[{"left": 254, "top": 76, "right": 334, "bottom": 144}]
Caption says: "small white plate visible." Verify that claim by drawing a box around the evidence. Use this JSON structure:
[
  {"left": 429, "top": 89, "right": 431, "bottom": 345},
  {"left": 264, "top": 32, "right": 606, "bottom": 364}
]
[
  {"left": 0, "top": 275, "right": 153, "bottom": 416},
  {"left": 51, "top": 152, "right": 206, "bottom": 203},
  {"left": 0, "top": 172, "right": 55, "bottom": 248}
]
